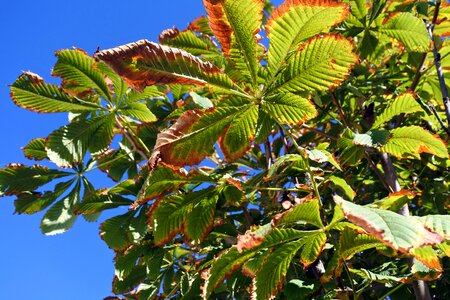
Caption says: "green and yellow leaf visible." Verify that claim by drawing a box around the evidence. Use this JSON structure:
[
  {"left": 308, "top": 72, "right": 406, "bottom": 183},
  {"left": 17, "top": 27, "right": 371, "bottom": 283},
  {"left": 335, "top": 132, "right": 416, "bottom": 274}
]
[{"left": 382, "top": 126, "right": 448, "bottom": 159}]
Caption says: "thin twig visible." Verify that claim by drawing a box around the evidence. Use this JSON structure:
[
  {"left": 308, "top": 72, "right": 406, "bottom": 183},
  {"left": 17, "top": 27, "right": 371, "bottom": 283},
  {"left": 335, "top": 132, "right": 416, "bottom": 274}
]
[
  {"left": 115, "top": 116, "right": 150, "bottom": 161},
  {"left": 331, "top": 92, "right": 349, "bottom": 128},
  {"left": 302, "top": 124, "right": 338, "bottom": 141},
  {"left": 264, "top": 140, "right": 273, "bottom": 169},
  {"left": 427, "top": 0, "right": 450, "bottom": 135}
]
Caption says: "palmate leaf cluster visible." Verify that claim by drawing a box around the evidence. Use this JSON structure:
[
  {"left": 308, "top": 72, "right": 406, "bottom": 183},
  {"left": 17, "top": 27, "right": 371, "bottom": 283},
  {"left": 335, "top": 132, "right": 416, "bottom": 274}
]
[{"left": 2, "top": 0, "right": 450, "bottom": 299}]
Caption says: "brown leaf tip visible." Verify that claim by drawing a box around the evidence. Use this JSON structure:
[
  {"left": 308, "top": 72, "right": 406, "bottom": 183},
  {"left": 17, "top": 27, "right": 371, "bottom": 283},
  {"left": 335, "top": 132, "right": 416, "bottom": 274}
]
[{"left": 158, "top": 27, "right": 181, "bottom": 44}]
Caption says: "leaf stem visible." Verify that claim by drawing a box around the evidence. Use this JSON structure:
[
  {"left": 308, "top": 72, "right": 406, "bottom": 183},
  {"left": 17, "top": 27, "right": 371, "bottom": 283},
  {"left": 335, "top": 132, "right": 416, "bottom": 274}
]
[{"left": 115, "top": 116, "right": 150, "bottom": 161}]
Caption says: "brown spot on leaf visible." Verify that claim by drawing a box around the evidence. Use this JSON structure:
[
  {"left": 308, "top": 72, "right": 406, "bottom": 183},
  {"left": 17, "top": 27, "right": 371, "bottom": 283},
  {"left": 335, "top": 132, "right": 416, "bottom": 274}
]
[
  {"left": 237, "top": 231, "right": 265, "bottom": 253},
  {"left": 158, "top": 27, "right": 181, "bottom": 44}
]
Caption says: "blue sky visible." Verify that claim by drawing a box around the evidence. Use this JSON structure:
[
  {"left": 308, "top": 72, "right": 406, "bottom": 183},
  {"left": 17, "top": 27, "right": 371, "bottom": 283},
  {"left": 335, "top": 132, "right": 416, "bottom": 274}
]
[{"left": 0, "top": 1, "right": 282, "bottom": 299}]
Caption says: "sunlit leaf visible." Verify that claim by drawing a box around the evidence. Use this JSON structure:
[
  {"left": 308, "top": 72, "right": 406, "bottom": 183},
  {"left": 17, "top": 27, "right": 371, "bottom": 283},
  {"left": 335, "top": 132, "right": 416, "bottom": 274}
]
[
  {"left": 40, "top": 180, "right": 81, "bottom": 235},
  {"left": 266, "top": 0, "right": 350, "bottom": 76},
  {"left": 95, "top": 40, "right": 237, "bottom": 93},
  {"left": 22, "top": 138, "right": 48, "bottom": 161},
  {"left": 253, "top": 240, "right": 304, "bottom": 300},
  {"left": 203, "top": 0, "right": 263, "bottom": 85},
  {"left": 380, "top": 12, "right": 430, "bottom": 52},
  {"left": 10, "top": 72, "right": 100, "bottom": 113},
  {"left": 275, "top": 198, "right": 324, "bottom": 228},
  {"left": 382, "top": 126, "right": 448, "bottom": 159},
  {"left": 372, "top": 93, "right": 425, "bottom": 128},
  {"left": 74, "top": 189, "right": 133, "bottom": 214},
  {"left": 262, "top": 93, "right": 317, "bottom": 125},
  {"left": 328, "top": 175, "right": 355, "bottom": 201},
  {"left": 334, "top": 195, "right": 444, "bottom": 253},
  {"left": 53, "top": 49, "right": 112, "bottom": 101},
  {"left": 46, "top": 114, "right": 116, "bottom": 167},
  {"left": 219, "top": 104, "right": 258, "bottom": 161},
  {"left": 299, "top": 232, "right": 327, "bottom": 267},
  {"left": 339, "top": 228, "right": 385, "bottom": 260},
  {"left": 270, "top": 34, "right": 357, "bottom": 94}
]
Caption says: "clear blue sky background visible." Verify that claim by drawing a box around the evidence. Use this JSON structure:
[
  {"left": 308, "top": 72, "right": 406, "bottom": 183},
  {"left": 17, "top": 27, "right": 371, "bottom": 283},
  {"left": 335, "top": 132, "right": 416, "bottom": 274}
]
[{"left": 0, "top": 1, "right": 282, "bottom": 299}]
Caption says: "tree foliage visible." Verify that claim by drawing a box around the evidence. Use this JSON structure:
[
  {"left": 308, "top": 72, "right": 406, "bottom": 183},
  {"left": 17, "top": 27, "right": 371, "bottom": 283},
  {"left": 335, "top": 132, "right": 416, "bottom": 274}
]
[{"left": 3, "top": 0, "right": 450, "bottom": 299}]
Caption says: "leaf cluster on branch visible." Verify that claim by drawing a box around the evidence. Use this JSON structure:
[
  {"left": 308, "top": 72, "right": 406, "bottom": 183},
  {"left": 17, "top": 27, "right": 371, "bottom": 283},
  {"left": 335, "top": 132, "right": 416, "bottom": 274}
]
[{"left": 3, "top": 0, "right": 450, "bottom": 299}]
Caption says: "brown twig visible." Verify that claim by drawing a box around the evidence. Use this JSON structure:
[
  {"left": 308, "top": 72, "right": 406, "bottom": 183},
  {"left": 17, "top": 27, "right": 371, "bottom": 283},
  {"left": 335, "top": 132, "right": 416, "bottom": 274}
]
[{"left": 331, "top": 92, "right": 350, "bottom": 128}]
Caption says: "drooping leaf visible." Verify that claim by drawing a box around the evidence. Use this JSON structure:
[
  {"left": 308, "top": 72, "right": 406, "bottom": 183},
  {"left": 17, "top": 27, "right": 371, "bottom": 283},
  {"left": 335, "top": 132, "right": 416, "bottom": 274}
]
[
  {"left": 334, "top": 195, "right": 444, "bottom": 253},
  {"left": 307, "top": 148, "right": 342, "bottom": 171},
  {"left": 46, "top": 114, "right": 116, "bottom": 167},
  {"left": 380, "top": 12, "right": 430, "bottom": 52},
  {"left": 14, "top": 179, "right": 75, "bottom": 214},
  {"left": 159, "top": 27, "right": 220, "bottom": 58},
  {"left": 203, "top": 0, "right": 264, "bottom": 85},
  {"left": 10, "top": 72, "right": 100, "bottom": 113},
  {"left": 135, "top": 164, "right": 210, "bottom": 207},
  {"left": 382, "top": 126, "right": 448, "bottom": 159},
  {"left": 270, "top": 34, "right": 358, "bottom": 94},
  {"left": 275, "top": 198, "right": 324, "bottom": 228},
  {"left": 203, "top": 248, "right": 257, "bottom": 299},
  {"left": 40, "top": 180, "right": 81, "bottom": 235},
  {"left": 100, "top": 211, "right": 135, "bottom": 250},
  {"left": 149, "top": 188, "right": 217, "bottom": 245},
  {"left": 150, "top": 107, "right": 241, "bottom": 167},
  {"left": 118, "top": 100, "right": 157, "bottom": 123},
  {"left": 299, "top": 232, "right": 327, "bottom": 267},
  {"left": 0, "top": 164, "right": 71, "bottom": 196},
  {"left": 218, "top": 104, "right": 258, "bottom": 161},
  {"left": 372, "top": 93, "right": 425, "bottom": 128},
  {"left": 328, "top": 175, "right": 355, "bottom": 201},
  {"left": 53, "top": 49, "right": 112, "bottom": 101},
  {"left": 262, "top": 93, "right": 317, "bottom": 125},
  {"left": 94, "top": 40, "right": 237, "bottom": 93},
  {"left": 74, "top": 189, "right": 133, "bottom": 214},
  {"left": 339, "top": 228, "right": 385, "bottom": 260},
  {"left": 415, "top": 215, "right": 450, "bottom": 239},
  {"left": 253, "top": 240, "right": 305, "bottom": 300},
  {"left": 266, "top": 0, "right": 350, "bottom": 76},
  {"left": 22, "top": 138, "right": 48, "bottom": 161},
  {"left": 185, "top": 193, "right": 219, "bottom": 244}
]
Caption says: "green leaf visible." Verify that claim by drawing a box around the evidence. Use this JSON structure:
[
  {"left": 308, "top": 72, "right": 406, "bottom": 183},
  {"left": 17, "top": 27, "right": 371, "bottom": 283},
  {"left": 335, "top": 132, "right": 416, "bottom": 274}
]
[
  {"left": 253, "top": 240, "right": 304, "bottom": 300},
  {"left": 410, "top": 246, "right": 442, "bottom": 271},
  {"left": 22, "top": 138, "right": 48, "bottom": 161},
  {"left": 95, "top": 40, "right": 237, "bottom": 94},
  {"left": 382, "top": 126, "right": 448, "bottom": 159},
  {"left": 113, "top": 265, "right": 147, "bottom": 294},
  {"left": 119, "top": 101, "right": 157, "bottom": 123},
  {"left": 159, "top": 27, "right": 220, "bottom": 58},
  {"left": 307, "top": 148, "right": 341, "bottom": 171},
  {"left": 14, "top": 179, "right": 75, "bottom": 214},
  {"left": 46, "top": 114, "right": 116, "bottom": 167},
  {"left": 372, "top": 93, "right": 424, "bottom": 128},
  {"left": 328, "top": 175, "right": 355, "bottom": 200},
  {"left": 219, "top": 104, "right": 258, "bottom": 161},
  {"left": 100, "top": 211, "right": 135, "bottom": 250},
  {"left": 334, "top": 195, "right": 444, "bottom": 253},
  {"left": 150, "top": 189, "right": 216, "bottom": 245},
  {"left": 74, "top": 189, "right": 133, "bottom": 214},
  {"left": 339, "top": 228, "right": 385, "bottom": 260},
  {"left": 415, "top": 215, "right": 450, "bottom": 239},
  {"left": 203, "top": 248, "right": 257, "bottom": 298},
  {"left": 349, "top": 268, "right": 405, "bottom": 283},
  {"left": 299, "top": 232, "right": 327, "bottom": 267},
  {"left": 275, "top": 198, "right": 324, "bottom": 228},
  {"left": 271, "top": 34, "right": 357, "bottom": 95},
  {"left": 203, "top": 0, "right": 264, "bottom": 85},
  {"left": 53, "top": 49, "right": 112, "bottom": 101},
  {"left": 114, "top": 245, "right": 145, "bottom": 281},
  {"left": 266, "top": 0, "right": 350, "bottom": 77},
  {"left": 262, "top": 93, "right": 317, "bottom": 125},
  {"left": 190, "top": 92, "right": 214, "bottom": 109},
  {"left": 185, "top": 193, "right": 219, "bottom": 244},
  {"left": 380, "top": 13, "right": 430, "bottom": 52},
  {"left": 267, "top": 154, "right": 308, "bottom": 177},
  {"left": 10, "top": 72, "right": 100, "bottom": 113},
  {"left": 40, "top": 180, "right": 80, "bottom": 235},
  {"left": 152, "top": 107, "right": 241, "bottom": 166},
  {"left": 136, "top": 164, "right": 210, "bottom": 207},
  {"left": 0, "top": 164, "right": 71, "bottom": 196}
]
